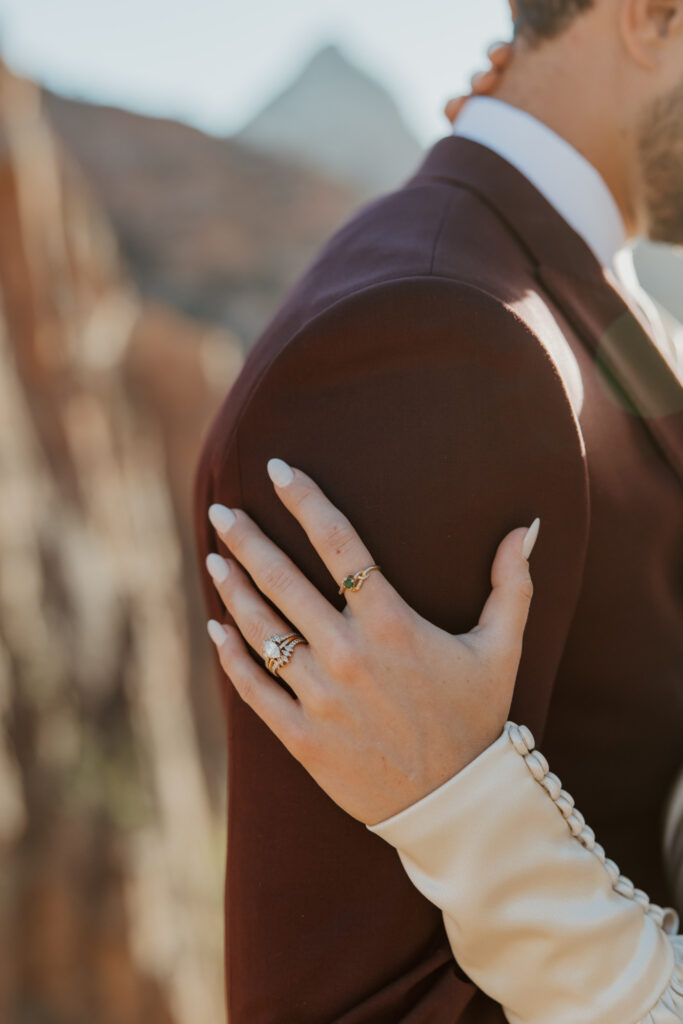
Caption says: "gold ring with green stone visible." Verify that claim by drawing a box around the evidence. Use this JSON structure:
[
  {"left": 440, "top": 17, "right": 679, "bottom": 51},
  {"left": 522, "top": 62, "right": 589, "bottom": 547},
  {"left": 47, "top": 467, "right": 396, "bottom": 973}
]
[{"left": 338, "top": 565, "right": 381, "bottom": 595}]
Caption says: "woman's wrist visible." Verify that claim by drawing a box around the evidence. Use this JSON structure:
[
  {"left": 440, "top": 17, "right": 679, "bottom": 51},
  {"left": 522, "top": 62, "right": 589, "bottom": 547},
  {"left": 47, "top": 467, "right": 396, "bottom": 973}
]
[{"left": 366, "top": 722, "right": 509, "bottom": 831}]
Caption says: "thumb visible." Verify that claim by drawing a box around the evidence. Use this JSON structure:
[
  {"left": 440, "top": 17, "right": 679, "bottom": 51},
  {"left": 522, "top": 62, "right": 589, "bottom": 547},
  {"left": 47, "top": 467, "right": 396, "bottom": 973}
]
[{"left": 473, "top": 518, "right": 540, "bottom": 652}]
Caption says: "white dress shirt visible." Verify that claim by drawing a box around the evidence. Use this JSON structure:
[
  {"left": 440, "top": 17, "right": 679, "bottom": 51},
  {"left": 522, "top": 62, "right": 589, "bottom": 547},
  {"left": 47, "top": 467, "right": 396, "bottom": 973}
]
[{"left": 452, "top": 96, "right": 675, "bottom": 361}]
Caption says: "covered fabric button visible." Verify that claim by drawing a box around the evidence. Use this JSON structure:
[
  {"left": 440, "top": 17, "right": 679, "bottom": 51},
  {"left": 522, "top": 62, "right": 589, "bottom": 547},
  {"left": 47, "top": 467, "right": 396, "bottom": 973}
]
[
  {"left": 518, "top": 724, "right": 535, "bottom": 751},
  {"left": 662, "top": 908, "right": 680, "bottom": 935},
  {"left": 541, "top": 772, "right": 562, "bottom": 800},
  {"left": 507, "top": 723, "right": 532, "bottom": 756},
  {"left": 604, "top": 858, "right": 621, "bottom": 884},
  {"left": 567, "top": 811, "right": 585, "bottom": 837},
  {"left": 555, "top": 795, "right": 574, "bottom": 818},
  {"left": 632, "top": 888, "right": 650, "bottom": 908},
  {"left": 524, "top": 751, "right": 548, "bottom": 781},
  {"left": 592, "top": 841, "right": 606, "bottom": 863},
  {"left": 614, "top": 876, "right": 635, "bottom": 899},
  {"left": 570, "top": 808, "right": 585, "bottom": 829}
]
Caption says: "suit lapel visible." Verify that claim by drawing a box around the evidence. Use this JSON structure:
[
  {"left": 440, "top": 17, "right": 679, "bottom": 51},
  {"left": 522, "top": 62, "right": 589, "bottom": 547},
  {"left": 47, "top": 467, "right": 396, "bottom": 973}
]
[
  {"left": 409, "top": 135, "right": 683, "bottom": 489},
  {"left": 537, "top": 264, "right": 683, "bottom": 486}
]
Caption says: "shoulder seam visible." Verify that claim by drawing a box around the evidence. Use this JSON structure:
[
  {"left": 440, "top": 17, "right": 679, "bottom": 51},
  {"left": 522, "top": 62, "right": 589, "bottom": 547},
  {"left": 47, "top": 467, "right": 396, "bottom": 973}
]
[
  {"left": 217, "top": 273, "right": 575, "bottom": 479},
  {"left": 429, "top": 192, "right": 456, "bottom": 276},
  {"left": 214, "top": 275, "right": 586, "bottom": 504},
  {"left": 221, "top": 274, "right": 513, "bottom": 478}
]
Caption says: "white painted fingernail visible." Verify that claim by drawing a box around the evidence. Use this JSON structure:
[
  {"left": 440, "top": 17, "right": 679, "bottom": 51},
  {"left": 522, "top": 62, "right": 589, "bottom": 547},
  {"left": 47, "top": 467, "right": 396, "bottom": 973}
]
[
  {"left": 206, "top": 553, "right": 230, "bottom": 583},
  {"left": 267, "top": 458, "right": 294, "bottom": 488},
  {"left": 208, "top": 503, "right": 236, "bottom": 533},
  {"left": 207, "top": 619, "right": 228, "bottom": 646},
  {"left": 522, "top": 517, "right": 541, "bottom": 560}
]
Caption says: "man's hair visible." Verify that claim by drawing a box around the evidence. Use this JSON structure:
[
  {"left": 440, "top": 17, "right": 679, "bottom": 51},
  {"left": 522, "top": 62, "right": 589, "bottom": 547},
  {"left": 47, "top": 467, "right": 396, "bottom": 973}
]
[{"left": 514, "top": 0, "right": 596, "bottom": 42}]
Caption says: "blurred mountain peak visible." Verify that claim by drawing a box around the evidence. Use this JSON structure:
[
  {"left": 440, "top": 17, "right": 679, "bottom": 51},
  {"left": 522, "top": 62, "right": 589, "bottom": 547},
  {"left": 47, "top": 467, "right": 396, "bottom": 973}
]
[
  {"left": 306, "top": 41, "right": 349, "bottom": 66},
  {"left": 234, "top": 41, "right": 423, "bottom": 196}
]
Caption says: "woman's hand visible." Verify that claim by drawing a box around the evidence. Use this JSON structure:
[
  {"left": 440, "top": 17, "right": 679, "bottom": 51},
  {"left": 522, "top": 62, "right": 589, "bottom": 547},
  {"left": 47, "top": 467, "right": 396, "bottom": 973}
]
[
  {"left": 444, "top": 41, "right": 514, "bottom": 125},
  {"left": 205, "top": 459, "right": 539, "bottom": 828}
]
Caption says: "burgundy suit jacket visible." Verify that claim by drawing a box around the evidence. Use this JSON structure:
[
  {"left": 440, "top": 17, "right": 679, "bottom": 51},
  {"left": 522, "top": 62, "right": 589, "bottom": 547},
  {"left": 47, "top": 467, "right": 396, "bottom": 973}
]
[{"left": 193, "top": 136, "right": 683, "bottom": 1023}]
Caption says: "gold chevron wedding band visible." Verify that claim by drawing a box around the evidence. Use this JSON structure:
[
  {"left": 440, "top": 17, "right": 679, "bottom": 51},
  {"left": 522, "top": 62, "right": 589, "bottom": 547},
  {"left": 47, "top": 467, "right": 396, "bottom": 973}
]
[
  {"left": 262, "top": 632, "right": 307, "bottom": 676},
  {"left": 338, "top": 565, "right": 381, "bottom": 595}
]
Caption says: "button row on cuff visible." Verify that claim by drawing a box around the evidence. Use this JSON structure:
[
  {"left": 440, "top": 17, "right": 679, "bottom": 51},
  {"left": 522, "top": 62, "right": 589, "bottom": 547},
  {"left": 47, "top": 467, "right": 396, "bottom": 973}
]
[{"left": 504, "top": 722, "right": 680, "bottom": 937}]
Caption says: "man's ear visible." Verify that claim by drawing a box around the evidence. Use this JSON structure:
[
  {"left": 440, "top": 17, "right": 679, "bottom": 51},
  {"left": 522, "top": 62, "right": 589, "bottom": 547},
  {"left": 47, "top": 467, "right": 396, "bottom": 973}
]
[
  {"left": 620, "top": 0, "right": 683, "bottom": 69},
  {"left": 508, "top": 0, "right": 519, "bottom": 21},
  {"left": 648, "top": 0, "right": 683, "bottom": 40}
]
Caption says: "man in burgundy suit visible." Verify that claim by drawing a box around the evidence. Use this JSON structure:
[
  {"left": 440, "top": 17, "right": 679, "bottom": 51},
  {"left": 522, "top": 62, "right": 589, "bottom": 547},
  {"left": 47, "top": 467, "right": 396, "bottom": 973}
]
[{"left": 193, "top": 1, "right": 683, "bottom": 1020}]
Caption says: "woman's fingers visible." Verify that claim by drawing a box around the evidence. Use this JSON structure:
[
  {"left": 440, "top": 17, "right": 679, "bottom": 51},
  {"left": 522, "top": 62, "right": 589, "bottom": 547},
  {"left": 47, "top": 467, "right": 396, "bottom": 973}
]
[
  {"left": 444, "top": 39, "right": 513, "bottom": 125},
  {"left": 445, "top": 72, "right": 499, "bottom": 125},
  {"left": 444, "top": 95, "right": 468, "bottom": 123},
  {"left": 486, "top": 40, "right": 514, "bottom": 69},
  {"left": 471, "top": 518, "right": 540, "bottom": 654},
  {"left": 207, "top": 503, "right": 340, "bottom": 646},
  {"left": 206, "top": 619, "right": 308, "bottom": 755},
  {"left": 470, "top": 67, "right": 500, "bottom": 95},
  {"left": 266, "top": 459, "right": 396, "bottom": 611},
  {"left": 205, "top": 552, "right": 309, "bottom": 676}
]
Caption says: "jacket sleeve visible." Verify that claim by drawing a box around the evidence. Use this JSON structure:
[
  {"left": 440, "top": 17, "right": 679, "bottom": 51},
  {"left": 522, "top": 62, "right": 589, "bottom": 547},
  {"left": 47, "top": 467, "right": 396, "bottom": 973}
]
[
  {"left": 366, "top": 720, "right": 683, "bottom": 1024},
  {"left": 194, "top": 276, "right": 592, "bottom": 1022}
]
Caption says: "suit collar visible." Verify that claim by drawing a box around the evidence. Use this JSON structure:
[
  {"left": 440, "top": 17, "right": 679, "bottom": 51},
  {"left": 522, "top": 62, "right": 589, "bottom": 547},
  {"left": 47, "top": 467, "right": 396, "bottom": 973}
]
[
  {"left": 451, "top": 96, "right": 627, "bottom": 272},
  {"left": 408, "top": 135, "right": 683, "bottom": 487}
]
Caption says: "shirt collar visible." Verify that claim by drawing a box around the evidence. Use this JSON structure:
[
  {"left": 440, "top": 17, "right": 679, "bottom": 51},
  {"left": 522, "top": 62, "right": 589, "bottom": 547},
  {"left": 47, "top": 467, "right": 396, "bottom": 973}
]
[{"left": 452, "top": 96, "right": 627, "bottom": 272}]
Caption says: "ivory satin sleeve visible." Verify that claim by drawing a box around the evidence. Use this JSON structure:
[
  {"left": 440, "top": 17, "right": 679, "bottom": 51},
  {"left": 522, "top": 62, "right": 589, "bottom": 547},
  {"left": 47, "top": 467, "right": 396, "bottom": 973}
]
[{"left": 366, "top": 722, "right": 683, "bottom": 1024}]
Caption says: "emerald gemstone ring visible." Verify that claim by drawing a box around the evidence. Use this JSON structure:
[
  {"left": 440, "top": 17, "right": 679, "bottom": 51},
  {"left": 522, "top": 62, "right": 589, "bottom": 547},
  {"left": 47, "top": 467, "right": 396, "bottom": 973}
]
[{"left": 338, "top": 565, "right": 382, "bottom": 596}]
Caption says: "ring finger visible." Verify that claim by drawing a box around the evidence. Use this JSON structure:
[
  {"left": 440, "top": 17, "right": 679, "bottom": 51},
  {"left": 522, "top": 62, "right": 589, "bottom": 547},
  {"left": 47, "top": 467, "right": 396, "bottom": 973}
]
[{"left": 206, "top": 551, "right": 313, "bottom": 693}]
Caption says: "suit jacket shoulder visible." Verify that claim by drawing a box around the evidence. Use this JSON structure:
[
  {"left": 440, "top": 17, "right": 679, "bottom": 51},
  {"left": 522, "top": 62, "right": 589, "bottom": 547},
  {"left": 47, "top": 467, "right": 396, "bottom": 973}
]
[
  {"left": 253, "top": 174, "right": 538, "bottom": 344},
  {"left": 202, "top": 175, "right": 586, "bottom": 489}
]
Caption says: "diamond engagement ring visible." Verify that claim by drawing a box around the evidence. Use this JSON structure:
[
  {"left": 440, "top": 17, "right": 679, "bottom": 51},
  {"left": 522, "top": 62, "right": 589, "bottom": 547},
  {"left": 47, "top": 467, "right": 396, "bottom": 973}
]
[
  {"left": 338, "top": 565, "right": 381, "bottom": 595},
  {"left": 262, "top": 632, "right": 307, "bottom": 676}
]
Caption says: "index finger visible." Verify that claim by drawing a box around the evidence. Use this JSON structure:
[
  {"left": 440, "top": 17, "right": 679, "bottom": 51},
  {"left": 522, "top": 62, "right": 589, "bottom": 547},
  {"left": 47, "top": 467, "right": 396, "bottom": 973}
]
[{"left": 266, "top": 458, "right": 394, "bottom": 611}]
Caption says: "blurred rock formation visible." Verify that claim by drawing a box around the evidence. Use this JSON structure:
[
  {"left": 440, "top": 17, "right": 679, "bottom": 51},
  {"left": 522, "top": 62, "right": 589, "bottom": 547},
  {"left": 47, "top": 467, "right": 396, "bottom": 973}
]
[
  {"left": 43, "top": 87, "right": 362, "bottom": 347},
  {"left": 0, "top": 61, "right": 238, "bottom": 1024}
]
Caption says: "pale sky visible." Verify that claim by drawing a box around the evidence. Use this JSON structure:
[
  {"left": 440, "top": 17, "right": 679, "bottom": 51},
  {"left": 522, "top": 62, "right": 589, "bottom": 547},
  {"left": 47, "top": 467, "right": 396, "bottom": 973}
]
[{"left": 0, "top": 0, "right": 512, "bottom": 145}]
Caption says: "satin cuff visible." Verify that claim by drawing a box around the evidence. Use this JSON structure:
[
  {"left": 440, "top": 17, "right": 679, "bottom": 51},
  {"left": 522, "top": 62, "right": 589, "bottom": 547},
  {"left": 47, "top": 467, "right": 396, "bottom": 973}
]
[{"left": 366, "top": 722, "right": 681, "bottom": 1024}]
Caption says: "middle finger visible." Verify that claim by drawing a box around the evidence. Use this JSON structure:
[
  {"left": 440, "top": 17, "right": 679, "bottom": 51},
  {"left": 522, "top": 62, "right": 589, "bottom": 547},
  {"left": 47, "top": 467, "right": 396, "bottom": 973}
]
[{"left": 208, "top": 503, "right": 342, "bottom": 647}]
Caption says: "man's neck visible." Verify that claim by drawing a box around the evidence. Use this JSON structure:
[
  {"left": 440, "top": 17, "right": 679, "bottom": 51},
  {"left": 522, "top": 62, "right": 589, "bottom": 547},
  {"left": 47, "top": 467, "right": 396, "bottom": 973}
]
[
  {"left": 452, "top": 96, "right": 628, "bottom": 271},
  {"left": 492, "top": 59, "right": 638, "bottom": 237}
]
